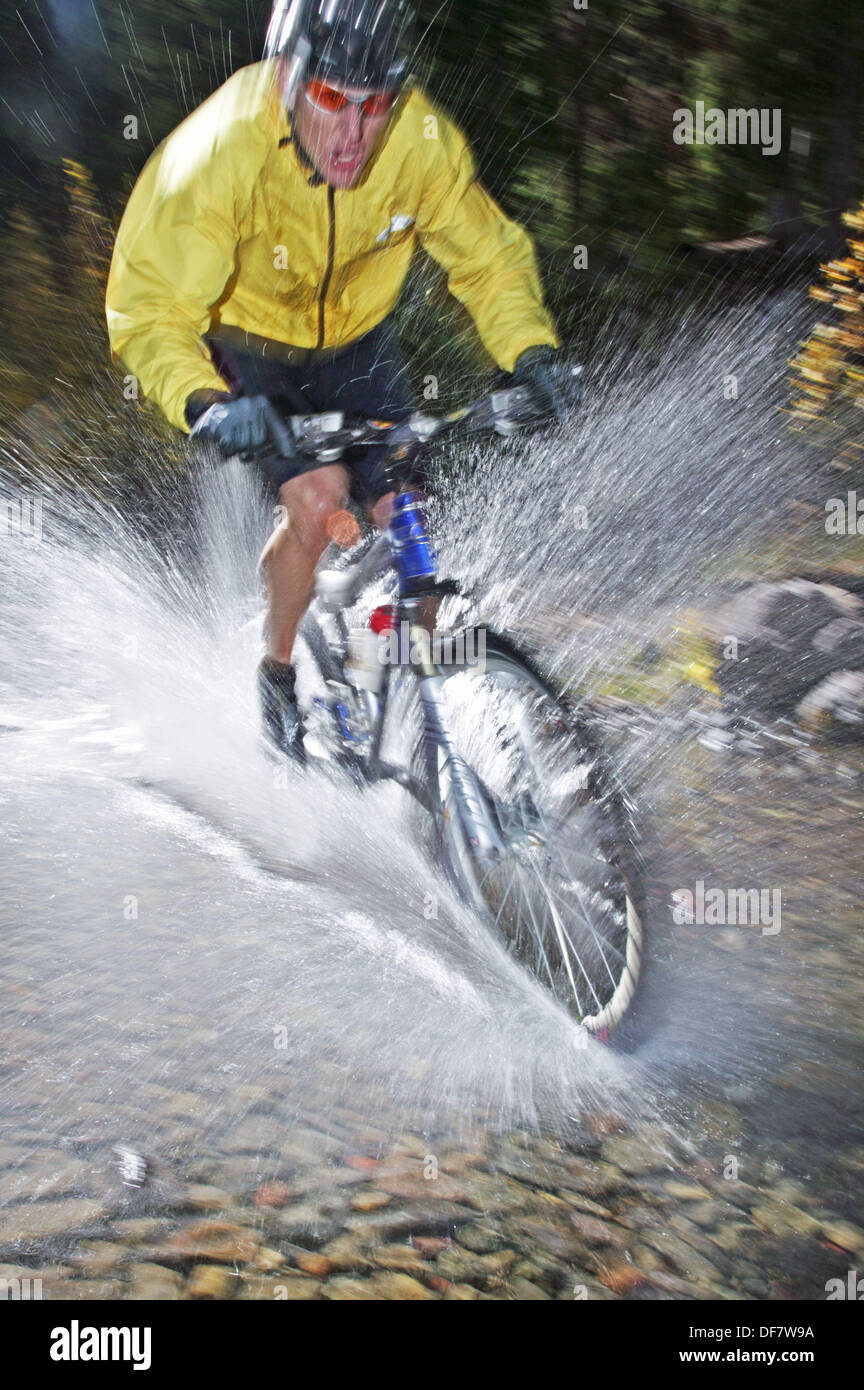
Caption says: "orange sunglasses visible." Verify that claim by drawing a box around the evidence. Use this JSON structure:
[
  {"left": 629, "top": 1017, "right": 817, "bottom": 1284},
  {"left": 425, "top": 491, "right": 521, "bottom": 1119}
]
[{"left": 304, "top": 78, "right": 399, "bottom": 118}]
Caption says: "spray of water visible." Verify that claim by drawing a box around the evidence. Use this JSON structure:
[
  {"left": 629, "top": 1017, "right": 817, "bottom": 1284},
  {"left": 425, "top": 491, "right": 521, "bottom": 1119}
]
[{"left": 0, "top": 286, "right": 828, "bottom": 1162}]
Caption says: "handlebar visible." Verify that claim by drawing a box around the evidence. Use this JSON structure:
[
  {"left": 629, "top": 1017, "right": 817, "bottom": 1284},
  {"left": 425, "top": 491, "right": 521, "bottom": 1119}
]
[{"left": 283, "top": 361, "right": 583, "bottom": 467}]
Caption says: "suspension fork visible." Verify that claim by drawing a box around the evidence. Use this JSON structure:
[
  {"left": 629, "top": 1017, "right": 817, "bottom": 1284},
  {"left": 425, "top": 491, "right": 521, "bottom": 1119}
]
[{"left": 408, "top": 619, "right": 503, "bottom": 861}]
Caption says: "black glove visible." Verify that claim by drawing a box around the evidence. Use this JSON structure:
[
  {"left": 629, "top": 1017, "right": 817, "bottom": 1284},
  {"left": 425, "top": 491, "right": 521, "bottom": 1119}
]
[
  {"left": 512, "top": 346, "right": 562, "bottom": 425},
  {"left": 187, "top": 392, "right": 296, "bottom": 460}
]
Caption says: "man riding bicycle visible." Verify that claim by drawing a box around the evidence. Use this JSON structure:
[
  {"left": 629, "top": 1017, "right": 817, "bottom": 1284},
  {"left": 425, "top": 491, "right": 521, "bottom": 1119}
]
[{"left": 105, "top": 0, "right": 560, "bottom": 761}]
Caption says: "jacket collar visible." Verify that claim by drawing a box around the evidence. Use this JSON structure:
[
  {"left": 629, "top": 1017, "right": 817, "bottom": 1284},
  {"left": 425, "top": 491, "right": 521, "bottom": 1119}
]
[{"left": 279, "top": 117, "right": 326, "bottom": 187}]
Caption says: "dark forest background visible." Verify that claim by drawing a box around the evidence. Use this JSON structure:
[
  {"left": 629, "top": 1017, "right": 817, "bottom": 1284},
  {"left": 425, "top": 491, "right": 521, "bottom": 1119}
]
[{"left": 1, "top": 0, "right": 863, "bottom": 442}]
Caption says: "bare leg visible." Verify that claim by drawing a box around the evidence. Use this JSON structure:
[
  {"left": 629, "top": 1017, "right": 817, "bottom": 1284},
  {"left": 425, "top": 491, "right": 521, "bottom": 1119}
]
[
  {"left": 368, "top": 490, "right": 395, "bottom": 532},
  {"left": 259, "top": 465, "right": 350, "bottom": 663}
]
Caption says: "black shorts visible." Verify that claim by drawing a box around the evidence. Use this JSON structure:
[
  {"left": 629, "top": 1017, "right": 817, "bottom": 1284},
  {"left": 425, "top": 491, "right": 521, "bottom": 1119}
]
[{"left": 206, "top": 320, "right": 416, "bottom": 504}]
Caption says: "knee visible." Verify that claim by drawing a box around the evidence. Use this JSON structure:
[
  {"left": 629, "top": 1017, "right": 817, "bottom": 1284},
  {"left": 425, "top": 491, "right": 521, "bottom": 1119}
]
[{"left": 278, "top": 472, "right": 348, "bottom": 551}]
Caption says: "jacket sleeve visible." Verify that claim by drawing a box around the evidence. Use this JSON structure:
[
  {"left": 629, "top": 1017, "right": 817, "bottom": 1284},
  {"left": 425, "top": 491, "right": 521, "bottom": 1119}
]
[
  {"left": 414, "top": 115, "right": 558, "bottom": 373},
  {"left": 105, "top": 127, "right": 241, "bottom": 431}
]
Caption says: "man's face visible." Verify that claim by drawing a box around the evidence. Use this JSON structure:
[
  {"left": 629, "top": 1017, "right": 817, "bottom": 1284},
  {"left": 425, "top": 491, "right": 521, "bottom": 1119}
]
[{"left": 290, "top": 73, "right": 395, "bottom": 189}]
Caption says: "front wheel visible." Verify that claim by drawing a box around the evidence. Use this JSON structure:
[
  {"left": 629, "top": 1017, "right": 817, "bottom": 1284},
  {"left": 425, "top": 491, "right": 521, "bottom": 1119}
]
[{"left": 423, "top": 631, "right": 645, "bottom": 1034}]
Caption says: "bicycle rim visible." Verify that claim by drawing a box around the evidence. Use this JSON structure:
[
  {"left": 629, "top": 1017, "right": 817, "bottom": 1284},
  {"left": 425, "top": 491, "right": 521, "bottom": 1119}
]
[{"left": 429, "top": 637, "right": 643, "bottom": 1033}]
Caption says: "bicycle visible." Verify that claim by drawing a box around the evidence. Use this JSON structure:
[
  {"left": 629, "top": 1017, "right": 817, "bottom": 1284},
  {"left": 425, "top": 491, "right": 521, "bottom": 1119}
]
[{"left": 253, "top": 367, "right": 644, "bottom": 1036}]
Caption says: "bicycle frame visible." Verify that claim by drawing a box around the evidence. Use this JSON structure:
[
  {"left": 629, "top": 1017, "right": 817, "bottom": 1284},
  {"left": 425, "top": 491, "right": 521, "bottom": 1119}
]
[
  {"left": 287, "top": 366, "right": 582, "bottom": 855},
  {"left": 308, "top": 486, "right": 505, "bottom": 858}
]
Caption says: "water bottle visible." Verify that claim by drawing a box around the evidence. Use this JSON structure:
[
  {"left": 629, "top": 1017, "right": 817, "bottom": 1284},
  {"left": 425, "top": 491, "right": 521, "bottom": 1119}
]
[{"left": 345, "top": 628, "right": 384, "bottom": 692}]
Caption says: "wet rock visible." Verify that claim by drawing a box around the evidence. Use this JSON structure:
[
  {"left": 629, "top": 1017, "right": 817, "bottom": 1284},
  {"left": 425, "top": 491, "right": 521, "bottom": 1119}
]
[
  {"left": 276, "top": 1202, "right": 344, "bottom": 1242},
  {"left": 290, "top": 1167, "right": 369, "bottom": 1195},
  {"left": 234, "top": 1273, "right": 315, "bottom": 1299},
  {"left": 370, "top": 1159, "right": 468, "bottom": 1204},
  {"left": 798, "top": 670, "right": 864, "bottom": 738},
  {"left": 294, "top": 1251, "right": 331, "bottom": 1278},
  {"left": 350, "top": 1190, "right": 391, "bottom": 1213},
  {"left": 185, "top": 1158, "right": 258, "bottom": 1190},
  {"left": 70, "top": 1240, "right": 131, "bottom": 1276},
  {"left": 279, "top": 1129, "right": 345, "bottom": 1165},
  {"left": 714, "top": 1181, "right": 762, "bottom": 1213},
  {"left": 455, "top": 1222, "right": 504, "bottom": 1254},
  {"left": 343, "top": 1201, "right": 474, "bottom": 1240},
  {"left": 185, "top": 1185, "right": 233, "bottom": 1212},
  {"left": 391, "top": 1134, "right": 432, "bottom": 1159},
  {"left": 569, "top": 1211, "right": 630, "bottom": 1248},
  {"left": 223, "top": 1117, "right": 287, "bottom": 1154},
  {"left": 321, "top": 1276, "right": 386, "bottom": 1300},
  {"left": 272, "top": 1275, "right": 322, "bottom": 1300},
  {"left": 490, "top": 1152, "right": 568, "bottom": 1190},
  {"left": 443, "top": 1282, "right": 481, "bottom": 1300},
  {"left": 254, "top": 1182, "right": 291, "bottom": 1209},
  {"left": 646, "top": 1269, "right": 713, "bottom": 1299},
  {"left": 158, "top": 1220, "right": 262, "bottom": 1264},
  {"left": 188, "top": 1264, "right": 235, "bottom": 1299},
  {"left": 371, "top": 1243, "right": 429, "bottom": 1278},
  {"left": 251, "top": 1247, "right": 288, "bottom": 1273},
  {"left": 367, "top": 1272, "right": 438, "bottom": 1299},
  {"left": 821, "top": 1219, "right": 864, "bottom": 1253},
  {"left": 564, "top": 1160, "right": 629, "bottom": 1198},
  {"left": 0, "top": 1198, "right": 107, "bottom": 1243},
  {"left": 319, "top": 1235, "right": 374, "bottom": 1273},
  {"left": 742, "top": 1275, "right": 771, "bottom": 1297},
  {"left": 438, "top": 1150, "right": 489, "bottom": 1175},
  {"left": 450, "top": 1170, "right": 535, "bottom": 1215},
  {"left": 128, "top": 1261, "right": 186, "bottom": 1300},
  {"left": 642, "top": 1230, "right": 722, "bottom": 1287},
  {"left": 632, "top": 1244, "right": 663, "bottom": 1273},
  {"left": 506, "top": 1276, "right": 551, "bottom": 1300},
  {"left": 0, "top": 1145, "right": 28, "bottom": 1166},
  {"left": 3, "top": 1152, "right": 97, "bottom": 1201},
  {"left": 596, "top": 1258, "right": 650, "bottom": 1295},
  {"left": 506, "top": 1216, "right": 587, "bottom": 1263},
  {"left": 684, "top": 1202, "right": 723, "bottom": 1230},
  {"left": 751, "top": 1202, "right": 821, "bottom": 1240},
  {"left": 233, "top": 1273, "right": 304, "bottom": 1295},
  {"left": 0, "top": 1262, "right": 42, "bottom": 1281},
  {"left": 559, "top": 1278, "right": 617, "bottom": 1301},
  {"left": 413, "top": 1236, "right": 450, "bottom": 1257},
  {"left": 44, "top": 1279, "right": 125, "bottom": 1300},
  {"left": 663, "top": 1180, "right": 711, "bottom": 1201},
  {"left": 559, "top": 1191, "right": 615, "bottom": 1219},
  {"left": 707, "top": 1221, "right": 758, "bottom": 1253},
  {"left": 436, "top": 1244, "right": 518, "bottom": 1286},
  {"left": 582, "top": 1112, "right": 630, "bottom": 1141},
  {"left": 345, "top": 1155, "right": 380, "bottom": 1172},
  {"left": 512, "top": 1252, "right": 569, "bottom": 1292},
  {"left": 113, "top": 1218, "right": 170, "bottom": 1244},
  {"left": 155, "top": 1092, "right": 205, "bottom": 1120},
  {"left": 601, "top": 1131, "right": 674, "bottom": 1175}
]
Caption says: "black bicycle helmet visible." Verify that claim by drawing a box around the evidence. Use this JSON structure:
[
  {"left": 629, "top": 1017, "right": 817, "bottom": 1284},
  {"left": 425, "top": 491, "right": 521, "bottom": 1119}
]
[{"left": 266, "top": 0, "right": 415, "bottom": 99}]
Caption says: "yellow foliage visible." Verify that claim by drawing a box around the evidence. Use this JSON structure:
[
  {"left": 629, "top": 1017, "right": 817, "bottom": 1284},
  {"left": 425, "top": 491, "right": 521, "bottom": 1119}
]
[{"left": 790, "top": 200, "right": 864, "bottom": 431}]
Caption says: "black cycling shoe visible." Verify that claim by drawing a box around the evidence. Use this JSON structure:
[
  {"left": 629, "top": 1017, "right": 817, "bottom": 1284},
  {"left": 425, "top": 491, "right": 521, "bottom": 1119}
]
[{"left": 258, "top": 657, "right": 306, "bottom": 763}]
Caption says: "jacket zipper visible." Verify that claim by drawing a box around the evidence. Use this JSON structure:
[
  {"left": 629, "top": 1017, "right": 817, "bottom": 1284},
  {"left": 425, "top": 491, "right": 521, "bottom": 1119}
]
[{"left": 317, "top": 185, "right": 335, "bottom": 349}]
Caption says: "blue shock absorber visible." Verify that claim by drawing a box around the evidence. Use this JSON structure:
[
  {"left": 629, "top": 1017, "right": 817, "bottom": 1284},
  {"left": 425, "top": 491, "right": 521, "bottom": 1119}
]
[{"left": 389, "top": 492, "right": 437, "bottom": 594}]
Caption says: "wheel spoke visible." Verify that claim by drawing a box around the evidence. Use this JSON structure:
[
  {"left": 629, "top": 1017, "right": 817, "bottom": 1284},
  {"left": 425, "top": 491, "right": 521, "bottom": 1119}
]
[{"left": 434, "top": 646, "right": 641, "bottom": 1025}]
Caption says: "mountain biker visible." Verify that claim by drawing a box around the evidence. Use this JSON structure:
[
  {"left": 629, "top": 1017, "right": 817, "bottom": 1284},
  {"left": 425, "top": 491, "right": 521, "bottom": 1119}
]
[{"left": 105, "top": 0, "right": 561, "bottom": 761}]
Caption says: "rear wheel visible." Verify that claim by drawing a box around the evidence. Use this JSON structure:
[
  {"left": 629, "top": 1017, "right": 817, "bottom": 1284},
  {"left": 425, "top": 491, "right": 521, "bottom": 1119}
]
[{"left": 423, "top": 632, "right": 644, "bottom": 1033}]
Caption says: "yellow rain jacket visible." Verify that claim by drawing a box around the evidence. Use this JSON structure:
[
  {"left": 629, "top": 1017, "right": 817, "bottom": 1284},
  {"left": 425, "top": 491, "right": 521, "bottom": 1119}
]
[{"left": 106, "top": 61, "right": 558, "bottom": 431}]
